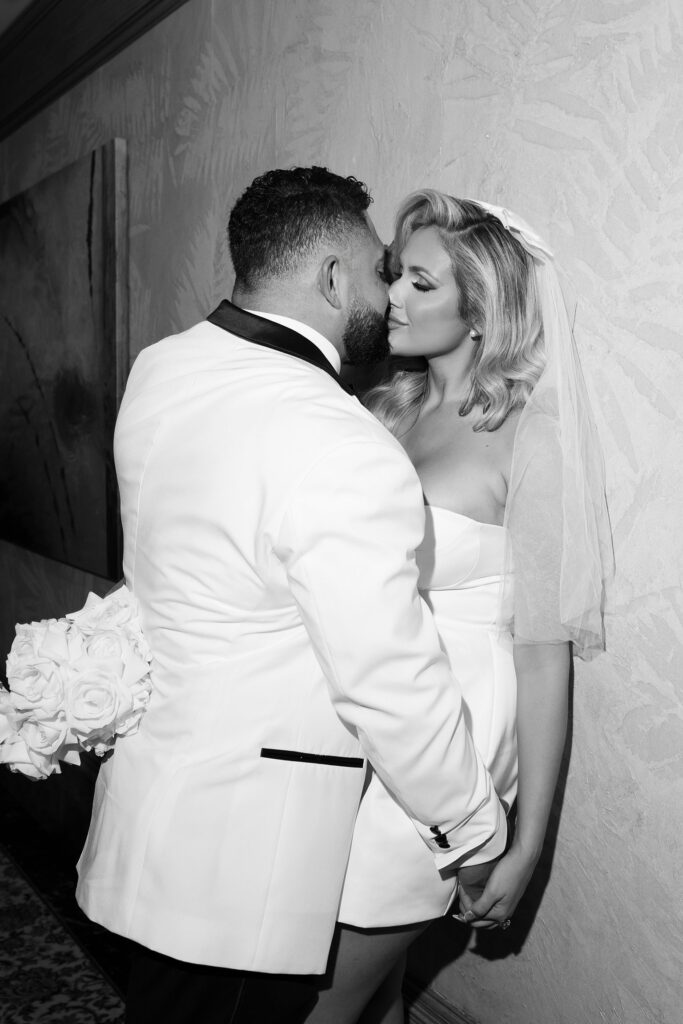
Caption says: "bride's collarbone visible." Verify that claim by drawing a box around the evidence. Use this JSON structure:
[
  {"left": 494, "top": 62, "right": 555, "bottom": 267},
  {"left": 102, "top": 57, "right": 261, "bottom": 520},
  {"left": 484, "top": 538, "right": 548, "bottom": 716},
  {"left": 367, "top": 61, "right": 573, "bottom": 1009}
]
[
  {"left": 404, "top": 407, "right": 515, "bottom": 470},
  {"left": 403, "top": 408, "right": 517, "bottom": 526}
]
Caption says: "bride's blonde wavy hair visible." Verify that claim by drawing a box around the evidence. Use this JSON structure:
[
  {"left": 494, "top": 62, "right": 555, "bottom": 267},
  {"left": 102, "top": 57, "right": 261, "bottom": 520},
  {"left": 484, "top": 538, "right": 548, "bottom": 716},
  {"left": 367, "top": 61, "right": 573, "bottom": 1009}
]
[{"left": 366, "top": 191, "right": 545, "bottom": 434}]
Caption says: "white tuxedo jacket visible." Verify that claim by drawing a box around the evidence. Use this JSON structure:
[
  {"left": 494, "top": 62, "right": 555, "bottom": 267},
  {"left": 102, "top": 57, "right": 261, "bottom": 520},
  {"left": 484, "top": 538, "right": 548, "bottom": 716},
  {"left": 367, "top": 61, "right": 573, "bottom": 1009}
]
[{"left": 76, "top": 302, "right": 506, "bottom": 974}]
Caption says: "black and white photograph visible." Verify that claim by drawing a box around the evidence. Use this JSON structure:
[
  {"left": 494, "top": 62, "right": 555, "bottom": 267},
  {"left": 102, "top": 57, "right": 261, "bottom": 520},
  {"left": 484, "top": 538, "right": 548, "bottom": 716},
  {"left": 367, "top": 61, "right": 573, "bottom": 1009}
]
[{"left": 0, "top": 2, "right": 680, "bottom": 1023}]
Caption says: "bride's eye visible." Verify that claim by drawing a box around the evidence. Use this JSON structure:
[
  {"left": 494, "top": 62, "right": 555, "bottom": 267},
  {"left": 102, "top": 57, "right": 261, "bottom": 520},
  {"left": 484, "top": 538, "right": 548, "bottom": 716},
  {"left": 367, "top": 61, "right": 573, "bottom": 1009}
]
[{"left": 412, "top": 281, "right": 431, "bottom": 292}]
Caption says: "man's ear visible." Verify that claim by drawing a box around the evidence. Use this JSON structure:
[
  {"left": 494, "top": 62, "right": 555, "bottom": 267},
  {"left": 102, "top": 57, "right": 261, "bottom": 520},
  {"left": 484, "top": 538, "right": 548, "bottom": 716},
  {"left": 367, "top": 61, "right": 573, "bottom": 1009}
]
[{"left": 317, "top": 254, "right": 345, "bottom": 310}]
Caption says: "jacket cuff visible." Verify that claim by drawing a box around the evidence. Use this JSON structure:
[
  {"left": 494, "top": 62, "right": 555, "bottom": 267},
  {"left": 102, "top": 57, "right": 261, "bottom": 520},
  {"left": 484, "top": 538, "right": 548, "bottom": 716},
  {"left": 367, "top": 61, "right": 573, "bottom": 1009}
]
[{"left": 419, "top": 798, "right": 509, "bottom": 871}]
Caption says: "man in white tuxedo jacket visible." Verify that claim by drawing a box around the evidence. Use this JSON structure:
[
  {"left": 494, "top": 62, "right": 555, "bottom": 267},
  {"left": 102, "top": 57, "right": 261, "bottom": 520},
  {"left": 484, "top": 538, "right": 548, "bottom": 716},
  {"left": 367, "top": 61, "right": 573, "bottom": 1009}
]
[{"left": 76, "top": 167, "right": 507, "bottom": 1023}]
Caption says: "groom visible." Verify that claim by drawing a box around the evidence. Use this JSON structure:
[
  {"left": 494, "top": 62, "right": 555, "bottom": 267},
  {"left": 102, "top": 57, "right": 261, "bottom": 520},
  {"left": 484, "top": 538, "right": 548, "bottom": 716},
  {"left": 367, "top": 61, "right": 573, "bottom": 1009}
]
[{"left": 76, "top": 167, "right": 507, "bottom": 1022}]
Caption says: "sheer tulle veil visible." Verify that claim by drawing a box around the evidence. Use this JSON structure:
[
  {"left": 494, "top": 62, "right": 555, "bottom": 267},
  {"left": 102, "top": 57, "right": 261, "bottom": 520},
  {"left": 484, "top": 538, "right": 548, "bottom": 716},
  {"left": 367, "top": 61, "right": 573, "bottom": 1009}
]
[{"left": 473, "top": 201, "right": 614, "bottom": 660}]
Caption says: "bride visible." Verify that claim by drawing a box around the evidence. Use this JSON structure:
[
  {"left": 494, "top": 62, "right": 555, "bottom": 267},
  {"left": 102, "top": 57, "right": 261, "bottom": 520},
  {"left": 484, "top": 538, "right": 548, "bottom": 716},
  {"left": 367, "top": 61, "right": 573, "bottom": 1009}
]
[{"left": 307, "top": 191, "right": 612, "bottom": 1024}]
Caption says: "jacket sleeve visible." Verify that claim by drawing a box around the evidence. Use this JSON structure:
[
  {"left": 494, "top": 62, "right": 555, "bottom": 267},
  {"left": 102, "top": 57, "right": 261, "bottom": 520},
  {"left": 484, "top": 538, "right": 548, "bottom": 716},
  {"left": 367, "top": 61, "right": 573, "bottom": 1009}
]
[{"left": 273, "top": 437, "right": 507, "bottom": 868}]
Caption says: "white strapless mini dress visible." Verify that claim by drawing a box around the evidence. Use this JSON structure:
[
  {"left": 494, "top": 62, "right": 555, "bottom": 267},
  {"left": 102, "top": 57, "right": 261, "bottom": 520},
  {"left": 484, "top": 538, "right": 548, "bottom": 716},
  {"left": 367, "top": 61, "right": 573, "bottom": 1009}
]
[{"left": 338, "top": 507, "right": 518, "bottom": 927}]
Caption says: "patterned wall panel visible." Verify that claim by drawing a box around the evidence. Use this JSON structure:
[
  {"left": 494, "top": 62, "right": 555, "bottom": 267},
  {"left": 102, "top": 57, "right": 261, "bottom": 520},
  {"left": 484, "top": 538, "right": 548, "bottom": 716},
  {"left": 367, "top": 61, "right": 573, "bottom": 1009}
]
[{"left": 1, "top": 1, "right": 680, "bottom": 1021}]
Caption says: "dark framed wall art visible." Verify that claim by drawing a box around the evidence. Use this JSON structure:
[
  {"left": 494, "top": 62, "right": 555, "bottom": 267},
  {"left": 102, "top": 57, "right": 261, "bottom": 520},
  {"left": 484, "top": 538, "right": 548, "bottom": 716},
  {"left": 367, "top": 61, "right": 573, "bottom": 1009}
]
[{"left": 0, "top": 139, "right": 128, "bottom": 578}]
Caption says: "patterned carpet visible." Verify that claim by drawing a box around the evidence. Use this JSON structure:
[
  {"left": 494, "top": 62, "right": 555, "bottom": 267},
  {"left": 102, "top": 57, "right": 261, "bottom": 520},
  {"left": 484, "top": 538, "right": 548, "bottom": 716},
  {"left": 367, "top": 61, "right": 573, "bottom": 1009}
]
[{"left": 0, "top": 788, "right": 128, "bottom": 1024}]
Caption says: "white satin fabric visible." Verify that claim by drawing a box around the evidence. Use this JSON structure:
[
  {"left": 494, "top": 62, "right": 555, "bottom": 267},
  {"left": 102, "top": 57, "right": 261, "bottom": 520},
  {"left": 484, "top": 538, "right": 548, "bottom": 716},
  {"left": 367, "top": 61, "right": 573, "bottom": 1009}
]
[{"left": 339, "top": 506, "right": 517, "bottom": 926}]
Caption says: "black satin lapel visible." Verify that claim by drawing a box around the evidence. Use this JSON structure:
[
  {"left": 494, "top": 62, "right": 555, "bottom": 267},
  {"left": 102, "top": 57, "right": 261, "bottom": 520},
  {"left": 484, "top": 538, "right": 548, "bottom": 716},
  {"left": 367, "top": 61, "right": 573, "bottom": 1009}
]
[{"left": 207, "top": 300, "right": 354, "bottom": 395}]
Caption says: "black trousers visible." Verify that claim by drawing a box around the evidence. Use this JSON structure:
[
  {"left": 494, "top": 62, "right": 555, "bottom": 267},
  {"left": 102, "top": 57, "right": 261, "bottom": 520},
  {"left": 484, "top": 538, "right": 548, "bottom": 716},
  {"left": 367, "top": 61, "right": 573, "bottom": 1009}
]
[{"left": 126, "top": 943, "right": 319, "bottom": 1024}]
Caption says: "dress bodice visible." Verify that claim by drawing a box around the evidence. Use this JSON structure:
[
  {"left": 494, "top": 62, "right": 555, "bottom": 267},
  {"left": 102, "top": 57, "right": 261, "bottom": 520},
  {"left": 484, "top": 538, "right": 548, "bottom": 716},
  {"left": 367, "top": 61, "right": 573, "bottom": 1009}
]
[
  {"left": 340, "top": 504, "right": 519, "bottom": 928},
  {"left": 416, "top": 506, "right": 509, "bottom": 628}
]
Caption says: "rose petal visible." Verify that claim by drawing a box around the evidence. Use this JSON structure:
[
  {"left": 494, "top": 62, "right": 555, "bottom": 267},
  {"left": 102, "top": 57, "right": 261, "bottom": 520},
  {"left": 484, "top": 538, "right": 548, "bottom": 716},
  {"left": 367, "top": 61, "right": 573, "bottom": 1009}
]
[
  {"left": 0, "top": 732, "right": 55, "bottom": 779},
  {"left": 38, "top": 621, "right": 72, "bottom": 662}
]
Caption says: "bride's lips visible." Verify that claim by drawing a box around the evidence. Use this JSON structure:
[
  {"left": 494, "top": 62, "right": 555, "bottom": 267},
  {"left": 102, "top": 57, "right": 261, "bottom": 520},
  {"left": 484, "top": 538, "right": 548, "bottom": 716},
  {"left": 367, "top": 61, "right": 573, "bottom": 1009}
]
[{"left": 387, "top": 317, "right": 408, "bottom": 330}]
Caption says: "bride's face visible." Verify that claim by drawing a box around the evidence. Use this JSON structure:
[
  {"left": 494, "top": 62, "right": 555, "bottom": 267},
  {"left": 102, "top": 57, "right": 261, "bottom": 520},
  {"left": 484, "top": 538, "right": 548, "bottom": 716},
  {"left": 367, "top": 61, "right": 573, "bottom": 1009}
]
[{"left": 388, "top": 226, "right": 471, "bottom": 358}]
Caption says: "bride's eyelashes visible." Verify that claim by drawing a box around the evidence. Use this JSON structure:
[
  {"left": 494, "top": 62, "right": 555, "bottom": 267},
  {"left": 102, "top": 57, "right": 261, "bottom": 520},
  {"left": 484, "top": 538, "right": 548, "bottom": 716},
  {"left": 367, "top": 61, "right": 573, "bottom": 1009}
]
[
  {"left": 392, "top": 266, "right": 434, "bottom": 292},
  {"left": 394, "top": 261, "right": 435, "bottom": 292}
]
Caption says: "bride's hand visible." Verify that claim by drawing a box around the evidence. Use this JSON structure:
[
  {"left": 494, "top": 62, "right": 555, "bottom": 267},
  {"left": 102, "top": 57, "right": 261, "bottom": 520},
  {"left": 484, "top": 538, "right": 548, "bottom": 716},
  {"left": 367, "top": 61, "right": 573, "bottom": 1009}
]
[{"left": 454, "top": 843, "right": 539, "bottom": 930}]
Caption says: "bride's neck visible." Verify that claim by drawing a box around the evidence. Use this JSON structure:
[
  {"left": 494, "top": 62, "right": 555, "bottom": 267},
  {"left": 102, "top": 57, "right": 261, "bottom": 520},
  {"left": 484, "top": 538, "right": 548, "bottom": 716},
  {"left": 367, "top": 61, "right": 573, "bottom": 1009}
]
[{"left": 424, "top": 343, "right": 477, "bottom": 408}]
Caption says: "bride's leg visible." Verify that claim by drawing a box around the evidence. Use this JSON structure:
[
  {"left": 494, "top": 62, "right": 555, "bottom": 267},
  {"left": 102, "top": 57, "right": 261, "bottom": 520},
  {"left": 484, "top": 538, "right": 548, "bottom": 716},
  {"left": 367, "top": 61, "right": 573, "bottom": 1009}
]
[
  {"left": 307, "top": 922, "right": 429, "bottom": 1024},
  {"left": 357, "top": 953, "right": 407, "bottom": 1024}
]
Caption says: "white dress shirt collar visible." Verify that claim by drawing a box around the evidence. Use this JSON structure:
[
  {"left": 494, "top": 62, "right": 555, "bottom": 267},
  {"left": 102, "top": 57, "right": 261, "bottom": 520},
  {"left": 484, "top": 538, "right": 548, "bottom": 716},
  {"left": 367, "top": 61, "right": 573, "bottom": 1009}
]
[{"left": 246, "top": 309, "right": 341, "bottom": 374}]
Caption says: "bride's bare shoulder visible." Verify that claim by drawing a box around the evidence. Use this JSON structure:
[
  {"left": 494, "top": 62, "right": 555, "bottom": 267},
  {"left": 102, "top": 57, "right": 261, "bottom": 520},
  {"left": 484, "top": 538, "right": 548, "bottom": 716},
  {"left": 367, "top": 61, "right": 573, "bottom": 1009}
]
[
  {"left": 489, "top": 406, "right": 522, "bottom": 452},
  {"left": 489, "top": 407, "right": 523, "bottom": 486}
]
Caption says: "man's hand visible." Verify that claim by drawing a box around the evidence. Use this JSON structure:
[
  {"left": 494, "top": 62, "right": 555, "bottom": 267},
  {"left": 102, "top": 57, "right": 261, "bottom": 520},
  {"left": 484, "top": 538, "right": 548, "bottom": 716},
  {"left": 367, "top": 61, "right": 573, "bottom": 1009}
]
[{"left": 454, "top": 843, "right": 539, "bottom": 929}]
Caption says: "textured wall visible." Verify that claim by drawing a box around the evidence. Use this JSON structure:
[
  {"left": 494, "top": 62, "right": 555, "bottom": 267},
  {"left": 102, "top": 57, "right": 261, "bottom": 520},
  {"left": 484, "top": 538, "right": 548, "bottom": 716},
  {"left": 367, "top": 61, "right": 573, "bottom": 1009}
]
[{"left": 1, "top": 2, "right": 681, "bottom": 1022}]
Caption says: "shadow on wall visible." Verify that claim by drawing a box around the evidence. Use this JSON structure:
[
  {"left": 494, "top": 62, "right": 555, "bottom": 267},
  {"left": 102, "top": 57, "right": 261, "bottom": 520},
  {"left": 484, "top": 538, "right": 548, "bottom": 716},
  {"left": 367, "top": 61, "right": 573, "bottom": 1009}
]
[{"left": 406, "top": 664, "right": 576, "bottom": 1006}]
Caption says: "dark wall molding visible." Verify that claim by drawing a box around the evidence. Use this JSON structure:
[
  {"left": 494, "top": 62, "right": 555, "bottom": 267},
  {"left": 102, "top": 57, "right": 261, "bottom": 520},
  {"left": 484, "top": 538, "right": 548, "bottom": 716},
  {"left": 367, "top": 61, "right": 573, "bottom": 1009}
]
[
  {"left": 405, "top": 978, "right": 480, "bottom": 1024},
  {"left": 0, "top": 0, "right": 191, "bottom": 141}
]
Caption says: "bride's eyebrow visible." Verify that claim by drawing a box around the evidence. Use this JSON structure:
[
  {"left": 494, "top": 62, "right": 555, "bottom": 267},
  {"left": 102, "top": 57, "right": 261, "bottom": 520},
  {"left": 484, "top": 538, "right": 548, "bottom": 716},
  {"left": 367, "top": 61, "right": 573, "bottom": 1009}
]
[{"left": 406, "top": 263, "right": 439, "bottom": 278}]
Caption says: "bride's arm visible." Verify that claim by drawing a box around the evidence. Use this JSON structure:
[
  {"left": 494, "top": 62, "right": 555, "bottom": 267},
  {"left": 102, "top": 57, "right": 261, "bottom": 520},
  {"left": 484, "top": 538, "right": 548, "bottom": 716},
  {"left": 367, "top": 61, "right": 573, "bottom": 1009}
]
[
  {"left": 458, "top": 640, "right": 570, "bottom": 927},
  {"left": 511, "top": 640, "right": 571, "bottom": 861}
]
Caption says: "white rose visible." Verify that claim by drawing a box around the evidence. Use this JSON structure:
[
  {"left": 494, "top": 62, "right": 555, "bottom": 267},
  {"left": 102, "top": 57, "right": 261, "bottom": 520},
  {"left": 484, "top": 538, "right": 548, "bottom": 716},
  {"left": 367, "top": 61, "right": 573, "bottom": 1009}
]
[
  {"left": 126, "top": 626, "right": 152, "bottom": 664},
  {"left": 0, "top": 688, "right": 20, "bottom": 744},
  {"left": 7, "top": 621, "right": 51, "bottom": 675},
  {"left": 68, "top": 589, "right": 137, "bottom": 635},
  {"left": 20, "top": 714, "right": 68, "bottom": 758},
  {"left": 8, "top": 663, "right": 65, "bottom": 719},
  {"left": 114, "top": 676, "right": 151, "bottom": 738},
  {"left": 66, "top": 669, "right": 126, "bottom": 746},
  {"left": 8, "top": 619, "right": 84, "bottom": 676},
  {"left": 83, "top": 630, "right": 125, "bottom": 662},
  {"left": 0, "top": 730, "right": 53, "bottom": 780},
  {"left": 9, "top": 623, "right": 41, "bottom": 661},
  {"left": 35, "top": 619, "right": 73, "bottom": 662},
  {"left": 3, "top": 715, "right": 65, "bottom": 778}
]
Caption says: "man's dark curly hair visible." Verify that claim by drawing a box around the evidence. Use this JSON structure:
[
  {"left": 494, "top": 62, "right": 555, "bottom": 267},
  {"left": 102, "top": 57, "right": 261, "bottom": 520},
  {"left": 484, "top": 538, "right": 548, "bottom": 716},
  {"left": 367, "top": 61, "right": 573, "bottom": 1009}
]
[{"left": 228, "top": 166, "right": 374, "bottom": 291}]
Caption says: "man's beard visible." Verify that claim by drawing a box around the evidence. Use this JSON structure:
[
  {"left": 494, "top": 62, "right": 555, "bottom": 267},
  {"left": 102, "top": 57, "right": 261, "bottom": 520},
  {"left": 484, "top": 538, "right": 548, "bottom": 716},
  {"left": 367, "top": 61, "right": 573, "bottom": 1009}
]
[{"left": 342, "top": 299, "right": 391, "bottom": 366}]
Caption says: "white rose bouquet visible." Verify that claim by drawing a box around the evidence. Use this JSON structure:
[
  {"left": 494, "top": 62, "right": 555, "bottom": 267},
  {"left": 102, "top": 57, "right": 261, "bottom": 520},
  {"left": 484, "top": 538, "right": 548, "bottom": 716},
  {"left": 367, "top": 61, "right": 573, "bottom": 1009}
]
[{"left": 0, "top": 586, "right": 152, "bottom": 780}]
